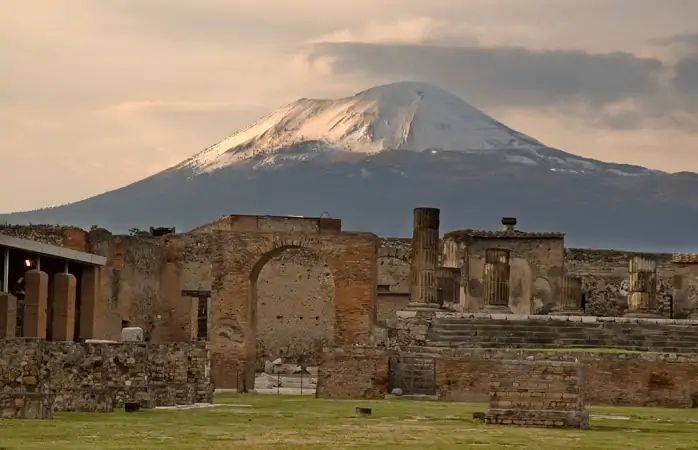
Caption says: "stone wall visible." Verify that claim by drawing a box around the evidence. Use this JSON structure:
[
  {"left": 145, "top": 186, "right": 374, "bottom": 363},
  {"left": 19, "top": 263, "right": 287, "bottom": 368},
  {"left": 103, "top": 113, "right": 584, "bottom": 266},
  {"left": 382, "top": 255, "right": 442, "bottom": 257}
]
[
  {"left": 256, "top": 247, "right": 335, "bottom": 367},
  {"left": 0, "top": 338, "right": 211, "bottom": 411},
  {"left": 1, "top": 392, "right": 55, "bottom": 419},
  {"left": 565, "top": 249, "right": 698, "bottom": 318},
  {"left": 317, "top": 346, "right": 698, "bottom": 408},
  {"left": 376, "top": 239, "right": 411, "bottom": 326}
]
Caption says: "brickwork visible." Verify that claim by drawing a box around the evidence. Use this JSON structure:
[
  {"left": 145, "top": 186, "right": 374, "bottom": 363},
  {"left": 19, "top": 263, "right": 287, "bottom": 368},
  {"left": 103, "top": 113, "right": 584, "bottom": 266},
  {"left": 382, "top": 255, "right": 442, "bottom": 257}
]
[
  {"left": 0, "top": 338, "right": 212, "bottom": 411},
  {"left": 316, "top": 347, "right": 389, "bottom": 399},
  {"left": 484, "top": 360, "right": 588, "bottom": 428}
]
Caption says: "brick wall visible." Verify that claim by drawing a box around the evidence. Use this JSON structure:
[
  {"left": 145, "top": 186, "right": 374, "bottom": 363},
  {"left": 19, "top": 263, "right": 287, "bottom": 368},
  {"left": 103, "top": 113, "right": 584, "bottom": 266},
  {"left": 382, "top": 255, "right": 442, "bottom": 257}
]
[
  {"left": 0, "top": 338, "right": 212, "bottom": 411},
  {"left": 484, "top": 360, "right": 588, "bottom": 428},
  {"left": 316, "top": 347, "right": 389, "bottom": 399}
]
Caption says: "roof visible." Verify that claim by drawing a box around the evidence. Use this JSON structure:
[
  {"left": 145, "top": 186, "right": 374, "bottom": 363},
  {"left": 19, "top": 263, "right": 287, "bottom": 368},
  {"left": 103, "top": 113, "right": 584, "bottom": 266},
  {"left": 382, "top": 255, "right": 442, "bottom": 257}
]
[
  {"left": 672, "top": 253, "right": 698, "bottom": 264},
  {"left": 444, "top": 229, "right": 565, "bottom": 241},
  {"left": 0, "top": 234, "right": 106, "bottom": 266}
]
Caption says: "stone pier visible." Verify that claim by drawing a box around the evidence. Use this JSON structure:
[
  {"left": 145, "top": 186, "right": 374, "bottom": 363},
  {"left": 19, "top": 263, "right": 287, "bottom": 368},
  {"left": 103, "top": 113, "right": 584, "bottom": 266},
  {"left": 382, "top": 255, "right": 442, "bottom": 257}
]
[
  {"left": 407, "top": 207, "right": 440, "bottom": 309},
  {"left": 483, "top": 249, "right": 511, "bottom": 313},
  {"left": 626, "top": 256, "right": 658, "bottom": 317},
  {"left": 23, "top": 270, "right": 48, "bottom": 338},
  {"left": 555, "top": 276, "right": 583, "bottom": 315},
  {"left": 437, "top": 267, "right": 460, "bottom": 309},
  {"left": 0, "top": 292, "right": 17, "bottom": 338},
  {"left": 52, "top": 273, "right": 77, "bottom": 341},
  {"left": 79, "top": 266, "right": 101, "bottom": 340}
]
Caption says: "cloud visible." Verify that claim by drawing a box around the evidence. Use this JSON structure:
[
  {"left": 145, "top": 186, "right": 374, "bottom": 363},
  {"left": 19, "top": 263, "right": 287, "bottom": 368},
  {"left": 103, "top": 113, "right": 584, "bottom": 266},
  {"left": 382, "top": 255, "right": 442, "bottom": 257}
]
[
  {"left": 673, "top": 56, "right": 698, "bottom": 93},
  {"left": 307, "top": 41, "right": 698, "bottom": 131}
]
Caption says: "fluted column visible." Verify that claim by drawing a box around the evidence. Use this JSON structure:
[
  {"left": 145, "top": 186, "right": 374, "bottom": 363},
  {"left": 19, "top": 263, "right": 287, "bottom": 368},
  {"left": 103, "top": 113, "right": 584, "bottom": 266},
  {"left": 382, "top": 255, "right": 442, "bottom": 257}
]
[
  {"left": 483, "top": 249, "right": 511, "bottom": 313},
  {"left": 555, "top": 276, "right": 583, "bottom": 315},
  {"left": 408, "top": 207, "right": 440, "bottom": 309},
  {"left": 626, "top": 256, "right": 659, "bottom": 317}
]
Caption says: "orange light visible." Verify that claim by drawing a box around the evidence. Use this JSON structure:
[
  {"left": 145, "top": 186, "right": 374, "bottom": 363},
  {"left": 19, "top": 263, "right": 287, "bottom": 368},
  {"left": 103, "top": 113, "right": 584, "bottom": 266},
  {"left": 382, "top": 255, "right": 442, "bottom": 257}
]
[{"left": 24, "top": 259, "right": 32, "bottom": 267}]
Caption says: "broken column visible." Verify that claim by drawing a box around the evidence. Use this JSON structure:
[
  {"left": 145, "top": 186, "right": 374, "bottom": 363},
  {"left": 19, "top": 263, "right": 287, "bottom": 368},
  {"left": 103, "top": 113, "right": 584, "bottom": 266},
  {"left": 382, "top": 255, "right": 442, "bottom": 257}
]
[
  {"left": 0, "top": 292, "right": 17, "bottom": 338},
  {"left": 626, "top": 255, "right": 658, "bottom": 317},
  {"left": 79, "top": 266, "right": 101, "bottom": 340},
  {"left": 52, "top": 272, "right": 77, "bottom": 341},
  {"left": 483, "top": 249, "right": 511, "bottom": 313},
  {"left": 23, "top": 270, "right": 48, "bottom": 338},
  {"left": 408, "top": 207, "right": 440, "bottom": 309},
  {"left": 555, "top": 276, "right": 583, "bottom": 315}
]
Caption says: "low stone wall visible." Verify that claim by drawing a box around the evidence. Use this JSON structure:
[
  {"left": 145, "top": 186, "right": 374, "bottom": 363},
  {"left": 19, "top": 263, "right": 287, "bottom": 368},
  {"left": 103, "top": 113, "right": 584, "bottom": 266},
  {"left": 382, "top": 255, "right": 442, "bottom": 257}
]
[
  {"left": 0, "top": 392, "right": 55, "bottom": 419},
  {"left": 0, "top": 338, "right": 212, "bottom": 412},
  {"left": 318, "top": 346, "right": 698, "bottom": 407},
  {"left": 484, "top": 360, "right": 588, "bottom": 428}
]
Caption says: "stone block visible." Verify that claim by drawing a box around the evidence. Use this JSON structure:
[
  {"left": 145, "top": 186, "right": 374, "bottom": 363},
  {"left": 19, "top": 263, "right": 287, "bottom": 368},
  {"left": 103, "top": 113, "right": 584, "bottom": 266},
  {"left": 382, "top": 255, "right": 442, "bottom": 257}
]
[
  {"left": 55, "top": 389, "right": 114, "bottom": 412},
  {"left": 79, "top": 266, "right": 101, "bottom": 340},
  {"left": 121, "top": 327, "right": 144, "bottom": 342}
]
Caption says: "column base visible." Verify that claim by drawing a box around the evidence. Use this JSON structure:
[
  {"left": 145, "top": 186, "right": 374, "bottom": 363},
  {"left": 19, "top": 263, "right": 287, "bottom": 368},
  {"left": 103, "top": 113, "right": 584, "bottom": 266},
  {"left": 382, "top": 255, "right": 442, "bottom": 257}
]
[{"left": 483, "top": 305, "right": 512, "bottom": 314}]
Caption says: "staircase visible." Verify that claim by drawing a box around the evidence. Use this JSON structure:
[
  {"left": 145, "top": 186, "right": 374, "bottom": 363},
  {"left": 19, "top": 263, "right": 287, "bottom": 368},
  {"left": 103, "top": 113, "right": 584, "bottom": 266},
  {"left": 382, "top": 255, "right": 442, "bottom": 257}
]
[{"left": 423, "top": 317, "right": 698, "bottom": 353}]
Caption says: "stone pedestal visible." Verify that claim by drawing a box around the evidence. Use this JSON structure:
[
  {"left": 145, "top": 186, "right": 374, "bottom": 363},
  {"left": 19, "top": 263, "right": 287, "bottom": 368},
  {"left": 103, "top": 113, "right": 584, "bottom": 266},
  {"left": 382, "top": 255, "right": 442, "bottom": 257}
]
[
  {"left": 408, "top": 207, "right": 441, "bottom": 310},
  {"left": 79, "top": 266, "right": 101, "bottom": 339},
  {"left": 52, "top": 273, "right": 76, "bottom": 341},
  {"left": 23, "top": 270, "right": 48, "bottom": 338},
  {"left": 0, "top": 292, "right": 17, "bottom": 338}
]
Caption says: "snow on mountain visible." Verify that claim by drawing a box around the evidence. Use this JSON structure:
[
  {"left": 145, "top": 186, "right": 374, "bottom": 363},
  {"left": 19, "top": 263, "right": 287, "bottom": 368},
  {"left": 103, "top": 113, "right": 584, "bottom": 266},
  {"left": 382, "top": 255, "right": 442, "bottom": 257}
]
[{"left": 180, "top": 81, "right": 549, "bottom": 174}]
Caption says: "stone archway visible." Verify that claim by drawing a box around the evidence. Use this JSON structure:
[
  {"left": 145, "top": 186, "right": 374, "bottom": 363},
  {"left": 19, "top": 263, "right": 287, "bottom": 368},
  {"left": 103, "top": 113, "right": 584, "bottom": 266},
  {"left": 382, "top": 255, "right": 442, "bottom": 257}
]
[
  {"left": 251, "top": 246, "right": 335, "bottom": 370},
  {"left": 207, "top": 232, "right": 376, "bottom": 390}
]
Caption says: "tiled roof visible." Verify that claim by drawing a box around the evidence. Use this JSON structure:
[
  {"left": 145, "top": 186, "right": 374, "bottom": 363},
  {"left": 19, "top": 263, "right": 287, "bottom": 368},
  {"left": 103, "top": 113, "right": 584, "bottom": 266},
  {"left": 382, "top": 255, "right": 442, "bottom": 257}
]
[
  {"left": 672, "top": 253, "right": 698, "bottom": 264},
  {"left": 444, "top": 229, "right": 565, "bottom": 240}
]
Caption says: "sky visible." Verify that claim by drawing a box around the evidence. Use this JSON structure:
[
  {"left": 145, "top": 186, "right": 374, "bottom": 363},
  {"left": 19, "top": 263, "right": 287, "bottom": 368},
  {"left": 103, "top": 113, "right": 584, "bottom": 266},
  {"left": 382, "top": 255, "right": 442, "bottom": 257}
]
[{"left": 2, "top": 0, "right": 698, "bottom": 212}]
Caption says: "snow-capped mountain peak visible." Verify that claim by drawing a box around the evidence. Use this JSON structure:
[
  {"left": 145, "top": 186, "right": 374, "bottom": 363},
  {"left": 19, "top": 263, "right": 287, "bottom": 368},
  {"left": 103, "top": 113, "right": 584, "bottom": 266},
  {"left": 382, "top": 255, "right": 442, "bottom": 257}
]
[{"left": 181, "top": 81, "right": 546, "bottom": 173}]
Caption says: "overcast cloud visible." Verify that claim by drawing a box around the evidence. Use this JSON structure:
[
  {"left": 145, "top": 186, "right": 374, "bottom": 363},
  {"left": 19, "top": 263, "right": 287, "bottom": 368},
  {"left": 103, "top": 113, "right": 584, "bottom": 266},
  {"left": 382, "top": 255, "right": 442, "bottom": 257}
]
[{"left": 1, "top": 0, "right": 698, "bottom": 212}]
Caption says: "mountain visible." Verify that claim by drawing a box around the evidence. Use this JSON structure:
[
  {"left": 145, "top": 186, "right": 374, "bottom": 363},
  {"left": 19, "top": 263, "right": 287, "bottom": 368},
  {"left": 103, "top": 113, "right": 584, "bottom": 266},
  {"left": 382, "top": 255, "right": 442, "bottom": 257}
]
[{"left": 3, "top": 81, "right": 698, "bottom": 252}]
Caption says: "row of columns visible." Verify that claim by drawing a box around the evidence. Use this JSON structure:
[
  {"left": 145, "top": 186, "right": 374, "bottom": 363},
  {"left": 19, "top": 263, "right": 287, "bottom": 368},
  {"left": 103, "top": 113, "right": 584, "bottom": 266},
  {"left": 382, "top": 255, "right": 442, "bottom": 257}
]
[
  {"left": 480, "top": 250, "right": 660, "bottom": 316},
  {"left": 0, "top": 267, "right": 100, "bottom": 340}
]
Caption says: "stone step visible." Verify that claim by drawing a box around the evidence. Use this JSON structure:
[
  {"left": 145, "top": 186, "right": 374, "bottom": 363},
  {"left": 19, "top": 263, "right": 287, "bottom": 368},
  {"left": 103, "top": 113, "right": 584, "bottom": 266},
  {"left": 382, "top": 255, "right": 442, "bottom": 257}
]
[{"left": 434, "top": 319, "right": 698, "bottom": 330}]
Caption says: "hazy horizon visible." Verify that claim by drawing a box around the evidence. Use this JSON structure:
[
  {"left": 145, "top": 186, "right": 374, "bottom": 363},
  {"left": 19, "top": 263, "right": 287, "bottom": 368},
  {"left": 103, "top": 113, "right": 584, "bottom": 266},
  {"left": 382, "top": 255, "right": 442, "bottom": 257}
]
[{"left": 2, "top": 0, "right": 698, "bottom": 213}]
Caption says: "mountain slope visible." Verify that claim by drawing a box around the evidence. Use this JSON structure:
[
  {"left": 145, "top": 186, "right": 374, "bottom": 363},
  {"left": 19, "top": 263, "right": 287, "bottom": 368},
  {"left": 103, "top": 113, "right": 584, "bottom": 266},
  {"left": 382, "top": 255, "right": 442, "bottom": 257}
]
[{"left": 2, "top": 82, "right": 697, "bottom": 252}]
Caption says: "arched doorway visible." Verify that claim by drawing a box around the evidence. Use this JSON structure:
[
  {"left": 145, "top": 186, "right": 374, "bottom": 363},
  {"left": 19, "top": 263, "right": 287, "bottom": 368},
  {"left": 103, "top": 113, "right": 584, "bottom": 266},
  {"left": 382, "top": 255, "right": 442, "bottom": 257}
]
[{"left": 250, "top": 246, "right": 335, "bottom": 371}]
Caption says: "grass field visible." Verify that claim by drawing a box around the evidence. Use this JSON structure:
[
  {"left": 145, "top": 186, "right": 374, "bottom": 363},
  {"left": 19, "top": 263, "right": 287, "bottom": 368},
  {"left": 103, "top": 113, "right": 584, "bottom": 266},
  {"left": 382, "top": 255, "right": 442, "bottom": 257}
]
[{"left": 1, "top": 393, "right": 698, "bottom": 449}]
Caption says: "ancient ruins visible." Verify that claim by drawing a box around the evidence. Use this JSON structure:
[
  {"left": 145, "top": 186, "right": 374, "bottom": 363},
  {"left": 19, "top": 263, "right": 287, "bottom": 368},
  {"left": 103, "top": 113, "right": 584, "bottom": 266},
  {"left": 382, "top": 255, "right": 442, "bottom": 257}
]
[{"left": 2, "top": 207, "right": 698, "bottom": 423}]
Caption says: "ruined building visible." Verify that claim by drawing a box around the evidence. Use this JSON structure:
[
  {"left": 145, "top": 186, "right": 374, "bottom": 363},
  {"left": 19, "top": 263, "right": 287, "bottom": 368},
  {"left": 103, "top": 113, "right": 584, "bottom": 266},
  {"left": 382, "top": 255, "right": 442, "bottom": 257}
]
[{"left": 2, "top": 209, "right": 698, "bottom": 399}]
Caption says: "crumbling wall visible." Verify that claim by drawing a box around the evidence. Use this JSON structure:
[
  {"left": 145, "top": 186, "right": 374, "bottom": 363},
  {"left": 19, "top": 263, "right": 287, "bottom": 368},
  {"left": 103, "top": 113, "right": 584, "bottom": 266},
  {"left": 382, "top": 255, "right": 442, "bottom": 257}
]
[
  {"left": 376, "top": 238, "right": 411, "bottom": 326},
  {"left": 565, "top": 249, "right": 698, "bottom": 317},
  {"left": 0, "top": 338, "right": 211, "bottom": 411}
]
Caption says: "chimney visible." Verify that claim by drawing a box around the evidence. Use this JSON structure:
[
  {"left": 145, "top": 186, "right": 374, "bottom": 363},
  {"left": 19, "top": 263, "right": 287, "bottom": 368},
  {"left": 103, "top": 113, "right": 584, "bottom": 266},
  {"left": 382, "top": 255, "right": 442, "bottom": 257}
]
[{"left": 501, "top": 217, "right": 517, "bottom": 232}]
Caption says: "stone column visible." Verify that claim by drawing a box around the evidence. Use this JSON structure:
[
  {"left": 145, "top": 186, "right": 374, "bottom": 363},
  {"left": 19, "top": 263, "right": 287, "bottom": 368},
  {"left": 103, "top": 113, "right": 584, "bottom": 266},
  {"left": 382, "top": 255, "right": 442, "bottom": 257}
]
[
  {"left": 52, "top": 272, "right": 77, "bottom": 341},
  {"left": 408, "top": 207, "right": 440, "bottom": 309},
  {"left": 483, "top": 249, "right": 511, "bottom": 313},
  {"left": 23, "top": 270, "right": 48, "bottom": 338},
  {"left": 0, "top": 292, "right": 17, "bottom": 338},
  {"left": 626, "top": 256, "right": 659, "bottom": 317},
  {"left": 555, "top": 276, "right": 583, "bottom": 315},
  {"left": 79, "top": 266, "right": 102, "bottom": 340}
]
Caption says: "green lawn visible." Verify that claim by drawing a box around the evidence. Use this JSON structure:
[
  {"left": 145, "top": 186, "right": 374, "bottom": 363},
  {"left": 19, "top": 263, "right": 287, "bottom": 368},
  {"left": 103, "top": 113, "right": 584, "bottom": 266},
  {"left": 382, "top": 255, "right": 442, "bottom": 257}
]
[{"left": 1, "top": 393, "right": 698, "bottom": 449}]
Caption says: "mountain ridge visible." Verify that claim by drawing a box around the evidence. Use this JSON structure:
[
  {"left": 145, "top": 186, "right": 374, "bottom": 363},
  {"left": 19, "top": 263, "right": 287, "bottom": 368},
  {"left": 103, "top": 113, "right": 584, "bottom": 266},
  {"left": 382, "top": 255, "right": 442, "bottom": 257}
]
[{"left": 2, "top": 81, "right": 697, "bottom": 252}]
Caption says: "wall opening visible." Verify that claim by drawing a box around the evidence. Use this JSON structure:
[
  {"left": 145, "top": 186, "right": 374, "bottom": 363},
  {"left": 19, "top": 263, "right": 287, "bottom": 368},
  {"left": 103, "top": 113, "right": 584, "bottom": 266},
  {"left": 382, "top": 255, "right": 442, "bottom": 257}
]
[
  {"left": 376, "top": 256, "right": 410, "bottom": 327},
  {"left": 251, "top": 246, "right": 335, "bottom": 371}
]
